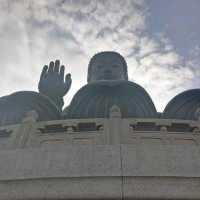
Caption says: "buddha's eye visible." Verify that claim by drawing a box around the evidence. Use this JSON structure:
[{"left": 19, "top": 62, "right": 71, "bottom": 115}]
[
  {"left": 97, "top": 65, "right": 103, "bottom": 69},
  {"left": 112, "top": 65, "right": 119, "bottom": 69}
]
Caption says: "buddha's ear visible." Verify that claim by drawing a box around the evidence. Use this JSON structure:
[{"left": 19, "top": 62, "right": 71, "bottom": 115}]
[
  {"left": 124, "top": 73, "right": 128, "bottom": 81},
  {"left": 87, "top": 72, "right": 91, "bottom": 83}
]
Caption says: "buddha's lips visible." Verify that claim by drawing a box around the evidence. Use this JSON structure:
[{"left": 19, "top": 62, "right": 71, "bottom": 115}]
[
  {"left": 101, "top": 73, "right": 115, "bottom": 79},
  {"left": 90, "top": 80, "right": 130, "bottom": 87}
]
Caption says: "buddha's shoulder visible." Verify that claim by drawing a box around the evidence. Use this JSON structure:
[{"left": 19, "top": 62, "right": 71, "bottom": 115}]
[
  {"left": 74, "top": 80, "right": 148, "bottom": 95},
  {"left": 63, "top": 81, "right": 157, "bottom": 118}
]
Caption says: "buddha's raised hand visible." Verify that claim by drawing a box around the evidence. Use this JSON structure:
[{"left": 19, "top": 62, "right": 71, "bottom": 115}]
[{"left": 38, "top": 60, "right": 72, "bottom": 109}]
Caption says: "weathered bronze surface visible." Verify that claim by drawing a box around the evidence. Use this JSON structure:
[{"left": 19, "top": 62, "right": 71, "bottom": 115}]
[{"left": 1, "top": 51, "right": 199, "bottom": 125}]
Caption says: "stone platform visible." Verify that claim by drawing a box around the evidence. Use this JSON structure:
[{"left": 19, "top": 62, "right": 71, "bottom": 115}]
[
  {"left": 0, "top": 144, "right": 200, "bottom": 199},
  {"left": 0, "top": 117, "right": 200, "bottom": 199}
]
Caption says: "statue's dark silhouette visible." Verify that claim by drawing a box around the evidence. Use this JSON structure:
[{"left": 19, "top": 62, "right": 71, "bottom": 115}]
[{"left": 1, "top": 51, "right": 199, "bottom": 126}]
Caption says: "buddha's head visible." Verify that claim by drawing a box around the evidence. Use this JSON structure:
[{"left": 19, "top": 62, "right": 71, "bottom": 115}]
[{"left": 87, "top": 51, "right": 128, "bottom": 83}]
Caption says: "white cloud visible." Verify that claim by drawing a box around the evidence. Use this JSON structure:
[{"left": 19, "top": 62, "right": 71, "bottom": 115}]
[
  {"left": 129, "top": 36, "right": 195, "bottom": 111},
  {"left": 0, "top": 0, "right": 199, "bottom": 112}
]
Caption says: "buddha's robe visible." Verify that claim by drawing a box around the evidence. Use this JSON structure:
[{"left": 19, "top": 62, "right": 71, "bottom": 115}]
[{"left": 63, "top": 80, "right": 157, "bottom": 119}]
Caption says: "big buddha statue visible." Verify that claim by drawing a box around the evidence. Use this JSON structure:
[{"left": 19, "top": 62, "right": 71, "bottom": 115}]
[
  {"left": 0, "top": 51, "right": 158, "bottom": 126},
  {"left": 40, "top": 51, "right": 158, "bottom": 119}
]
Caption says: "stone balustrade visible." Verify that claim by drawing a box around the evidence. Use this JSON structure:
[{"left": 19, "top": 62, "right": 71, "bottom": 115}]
[
  {"left": 0, "top": 117, "right": 200, "bottom": 199},
  {"left": 0, "top": 116, "right": 200, "bottom": 150}
]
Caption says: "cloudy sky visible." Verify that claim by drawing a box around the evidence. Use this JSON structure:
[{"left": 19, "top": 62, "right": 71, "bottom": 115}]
[{"left": 0, "top": 0, "right": 200, "bottom": 111}]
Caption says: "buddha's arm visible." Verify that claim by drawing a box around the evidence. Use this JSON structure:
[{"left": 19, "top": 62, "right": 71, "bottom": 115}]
[{"left": 38, "top": 60, "right": 72, "bottom": 111}]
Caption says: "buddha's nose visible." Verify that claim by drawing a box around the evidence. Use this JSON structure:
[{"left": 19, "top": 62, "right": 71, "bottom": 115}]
[{"left": 104, "top": 69, "right": 112, "bottom": 73}]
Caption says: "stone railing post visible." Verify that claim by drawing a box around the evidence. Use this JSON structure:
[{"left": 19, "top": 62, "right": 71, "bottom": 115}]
[
  {"left": 10, "top": 110, "right": 38, "bottom": 149},
  {"left": 109, "top": 105, "right": 122, "bottom": 144}
]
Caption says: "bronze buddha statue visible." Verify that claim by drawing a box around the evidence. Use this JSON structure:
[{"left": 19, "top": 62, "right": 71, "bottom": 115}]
[{"left": 0, "top": 51, "right": 158, "bottom": 125}]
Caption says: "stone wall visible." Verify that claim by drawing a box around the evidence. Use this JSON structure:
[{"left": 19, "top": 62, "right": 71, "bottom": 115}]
[
  {"left": 0, "top": 117, "right": 200, "bottom": 199},
  {"left": 0, "top": 144, "right": 200, "bottom": 199}
]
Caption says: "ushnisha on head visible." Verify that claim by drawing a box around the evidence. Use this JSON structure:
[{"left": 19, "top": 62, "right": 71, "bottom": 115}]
[{"left": 87, "top": 51, "right": 128, "bottom": 83}]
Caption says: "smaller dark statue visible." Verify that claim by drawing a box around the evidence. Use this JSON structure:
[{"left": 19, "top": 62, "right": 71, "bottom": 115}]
[
  {"left": 163, "top": 89, "right": 200, "bottom": 120},
  {"left": 0, "top": 51, "right": 199, "bottom": 126}
]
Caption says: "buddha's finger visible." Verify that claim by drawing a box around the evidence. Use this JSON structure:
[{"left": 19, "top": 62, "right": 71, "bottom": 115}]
[
  {"left": 60, "top": 65, "right": 65, "bottom": 81},
  {"left": 65, "top": 73, "right": 72, "bottom": 88},
  {"left": 40, "top": 65, "right": 48, "bottom": 79},
  {"left": 54, "top": 60, "right": 60, "bottom": 73},
  {"left": 48, "top": 61, "right": 54, "bottom": 73}
]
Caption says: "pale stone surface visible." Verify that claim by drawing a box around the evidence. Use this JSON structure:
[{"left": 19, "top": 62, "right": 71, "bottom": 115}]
[
  {"left": 123, "top": 177, "right": 200, "bottom": 199},
  {"left": 121, "top": 144, "right": 200, "bottom": 177},
  {"left": 0, "top": 145, "right": 121, "bottom": 180},
  {"left": 1, "top": 118, "right": 200, "bottom": 199},
  {"left": 0, "top": 144, "right": 200, "bottom": 199},
  {"left": 0, "top": 145, "right": 122, "bottom": 199},
  {"left": 0, "top": 177, "right": 122, "bottom": 200},
  {"left": 1, "top": 118, "right": 200, "bottom": 149}
]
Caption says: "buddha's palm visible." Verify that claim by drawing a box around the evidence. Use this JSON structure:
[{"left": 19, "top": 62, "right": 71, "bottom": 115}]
[{"left": 38, "top": 60, "right": 72, "bottom": 107}]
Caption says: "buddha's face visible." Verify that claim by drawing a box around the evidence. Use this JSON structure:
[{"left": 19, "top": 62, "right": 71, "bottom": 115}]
[{"left": 89, "top": 53, "right": 126, "bottom": 82}]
